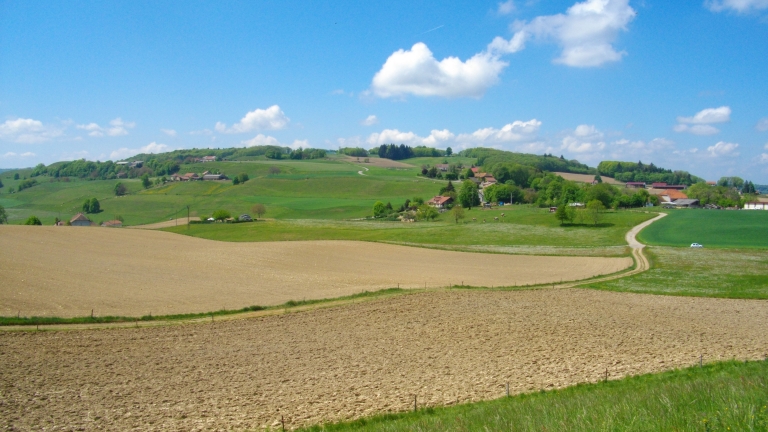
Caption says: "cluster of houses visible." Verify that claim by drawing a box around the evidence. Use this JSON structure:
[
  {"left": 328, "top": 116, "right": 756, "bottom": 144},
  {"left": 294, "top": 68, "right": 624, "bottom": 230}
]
[
  {"left": 55, "top": 213, "right": 123, "bottom": 227},
  {"left": 168, "top": 171, "right": 227, "bottom": 182},
  {"left": 426, "top": 168, "right": 498, "bottom": 210}
]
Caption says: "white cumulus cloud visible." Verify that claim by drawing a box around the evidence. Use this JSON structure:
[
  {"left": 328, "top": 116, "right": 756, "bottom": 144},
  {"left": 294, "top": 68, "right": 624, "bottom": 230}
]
[
  {"left": 756, "top": 117, "right": 768, "bottom": 131},
  {"left": 161, "top": 129, "right": 177, "bottom": 137},
  {"left": 240, "top": 134, "right": 309, "bottom": 150},
  {"left": 371, "top": 43, "right": 508, "bottom": 98},
  {"left": 366, "top": 119, "right": 541, "bottom": 149},
  {"left": 491, "top": 0, "right": 636, "bottom": 67},
  {"left": 1, "top": 151, "right": 36, "bottom": 159},
  {"left": 215, "top": 105, "right": 289, "bottom": 133},
  {"left": 759, "top": 153, "right": 768, "bottom": 164},
  {"left": 707, "top": 141, "right": 739, "bottom": 157},
  {"left": 77, "top": 118, "right": 135, "bottom": 137},
  {"left": 674, "top": 106, "right": 730, "bottom": 135},
  {"left": 0, "top": 118, "right": 63, "bottom": 143},
  {"left": 110, "top": 142, "right": 170, "bottom": 161},
  {"left": 561, "top": 124, "right": 606, "bottom": 153},
  {"left": 497, "top": 0, "right": 516, "bottom": 15},
  {"left": 361, "top": 115, "right": 379, "bottom": 126},
  {"left": 706, "top": 0, "right": 768, "bottom": 13}
]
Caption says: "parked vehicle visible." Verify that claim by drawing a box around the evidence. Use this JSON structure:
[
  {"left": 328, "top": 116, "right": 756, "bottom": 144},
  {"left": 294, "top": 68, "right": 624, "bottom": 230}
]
[
  {"left": 239, "top": 214, "right": 253, "bottom": 222},
  {"left": 690, "top": 243, "right": 703, "bottom": 248}
]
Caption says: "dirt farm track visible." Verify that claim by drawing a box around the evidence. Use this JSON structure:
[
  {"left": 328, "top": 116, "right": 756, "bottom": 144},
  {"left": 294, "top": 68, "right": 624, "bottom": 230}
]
[
  {"left": 1, "top": 290, "right": 767, "bottom": 430},
  {"left": 0, "top": 226, "right": 630, "bottom": 317}
]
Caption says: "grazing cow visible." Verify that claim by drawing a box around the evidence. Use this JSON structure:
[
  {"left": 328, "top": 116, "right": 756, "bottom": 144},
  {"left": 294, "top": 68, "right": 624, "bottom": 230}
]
[
  {"left": 494, "top": 217, "right": 499, "bottom": 221},
  {"left": 472, "top": 218, "right": 477, "bottom": 222},
  {"left": 483, "top": 219, "right": 486, "bottom": 223}
]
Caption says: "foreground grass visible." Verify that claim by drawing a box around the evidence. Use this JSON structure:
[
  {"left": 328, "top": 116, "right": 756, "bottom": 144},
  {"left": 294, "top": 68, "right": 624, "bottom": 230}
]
[
  {"left": 639, "top": 209, "right": 768, "bottom": 249},
  {"left": 302, "top": 360, "right": 768, "bottom": 432},
  {"left": 586, "top": 246, "right": 768, "bottom": 299},
  {"left": 0, "top": 288, "right": 408, "bottom": 326},
  {"left": 164, "top": 209, "right": 654, "bottom": 249}
]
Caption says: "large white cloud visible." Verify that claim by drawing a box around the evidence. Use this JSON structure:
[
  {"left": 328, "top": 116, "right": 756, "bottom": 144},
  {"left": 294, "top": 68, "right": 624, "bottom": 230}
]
[
  {"left": 77, "top": 118, "right": 135, "bottom": 137},
  {"left": 110, "top": 142, "right": 170, "bottom": 161},
  {"left": 240, "top": 134, "right": 308, "bottom": 150},
  {"left": 491, "top": 0, "right": 636, "bottom": 67},
  {"left": 706, "top": 0, "right": 768, "bottom": 13},
  {"left": 0, "top": 118, "right": 63, "bottom": 143},
  {"left": 561, "top": 124, "right": 606, "bottom": 154},
  {"left": 707, "top": 141, "right": 740, "bottom": 157},
  {"left": 366, "top": 120, "right": 540, "bottom": 148},
  {"left": 674, "top": 106, "right": 731, "bottom": 135},
  {"left": 371, "top": 43, "right": 508, "bottom": 98},
  {"left": 215, "top": 105, "right": 289, "bottom": 133}
]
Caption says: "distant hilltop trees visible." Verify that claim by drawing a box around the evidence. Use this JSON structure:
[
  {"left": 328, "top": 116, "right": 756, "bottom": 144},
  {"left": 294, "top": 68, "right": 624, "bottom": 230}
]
[{"left": 597, "top": 161, "right": 703, "bottom": 185}]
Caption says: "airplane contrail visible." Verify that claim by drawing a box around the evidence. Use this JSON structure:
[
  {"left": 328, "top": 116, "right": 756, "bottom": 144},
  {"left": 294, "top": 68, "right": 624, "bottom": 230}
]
[{"left": 416, "top": 25, "right": 444, "bottom": 36}]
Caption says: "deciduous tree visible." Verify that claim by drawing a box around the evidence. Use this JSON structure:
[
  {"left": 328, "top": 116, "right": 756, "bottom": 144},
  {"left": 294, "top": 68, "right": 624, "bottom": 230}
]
[
  {"left": 24, "top": 215, "right": 42, "bottom": 225},
  {"left": 586, "top": 200, "right": 606, "bottom": 226},
  {"left": 251, "top": 203, "right": 266, "bottom": 219},
  {"left": 451, "top": 205, "right": 465, "bottom": 224},
  {"left": 0, "top": 205, "right": 7, "bottom": 224}
]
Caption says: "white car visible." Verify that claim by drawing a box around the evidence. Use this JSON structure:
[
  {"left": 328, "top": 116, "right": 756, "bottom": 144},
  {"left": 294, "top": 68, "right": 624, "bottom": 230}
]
[{"left": 690, "top": 243, "right": 703, "bottom": 248}]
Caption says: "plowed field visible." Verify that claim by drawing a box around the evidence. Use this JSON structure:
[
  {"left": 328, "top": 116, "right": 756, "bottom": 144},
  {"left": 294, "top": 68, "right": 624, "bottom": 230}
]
[
  {"left": 1, "top": 289, "right": 766, "bottom": 431},
  {"left": 0, "top": 226, "right": 630, "bottom": 317}
]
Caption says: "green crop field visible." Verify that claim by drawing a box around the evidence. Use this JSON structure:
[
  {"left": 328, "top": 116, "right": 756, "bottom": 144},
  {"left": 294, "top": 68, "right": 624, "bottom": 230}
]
[
  {"left": 638, "top": 209, "right": 768, "bottom": 249},
  {"left": 164, "top": 208, "right": 653, "bottom": 251},
  {"left": 301, "top": 360, "right": 768, "bottom": 432},
  {"left": 586, "top": 246, "right": 768, "bottom": 299}
]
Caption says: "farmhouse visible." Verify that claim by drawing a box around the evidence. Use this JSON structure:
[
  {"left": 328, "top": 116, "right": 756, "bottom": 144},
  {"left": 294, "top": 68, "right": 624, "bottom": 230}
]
[
  {"left": 101, "top": 220, "right": 123, "bottom": 228},
  {"left": 435, "top": 164, "right": 450, "bottom": 171},
  {"left": 744, "top": 202, "right": 768, "bottom": 210},
  {"left": 203, "top": 174, "right": 227, "bottom": 181},
  {"left": 427, "top": 196, "right": 453, "bottom": 209},
  {"left": 200, "top": 156, "right": 217, "bottom": 162},
  {"left": 659, "top": 190, "right": 688, "bottom": 202},
  {"left": 652, "top": 182, "right": 685, "bottom": 190},
  {"left": 70, "top": 213, "right": 92, "bottom": 227},
  {"left": 669, "top": 198, "right": 700, "bottom": 208}
]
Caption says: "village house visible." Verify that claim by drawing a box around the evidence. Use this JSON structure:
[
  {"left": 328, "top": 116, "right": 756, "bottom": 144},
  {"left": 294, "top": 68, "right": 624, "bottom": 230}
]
[
  {"left": 625, "top": 182, "right": 645, "bottom": 189},
  {"left": 660, "top": 189, "right": 688, "bottom": 203},
  {"left": 203, "top": 174, "right": 226, "bottom": 181},
  {"left": 652, "top": 182, "right": 685, "bottom": 190},
  {"left": 744, "top": 202, "right": 768, "bottom": 210},
  {"left": 199, "top": 156, "right": 217, "bottom": 162},
  {"left": 70, "top": 213, "right": 92, "bottom": 227},
  {"left": 435, "top": 164, "right": 450, "bottom": 171},
  {"left": 427, "top": 196, "right": 453, "bottom": 209}
]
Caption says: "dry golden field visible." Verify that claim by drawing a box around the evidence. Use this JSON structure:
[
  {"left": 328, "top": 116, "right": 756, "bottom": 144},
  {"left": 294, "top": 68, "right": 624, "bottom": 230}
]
[
  {"left": 1, "top": 289, "right": 767, "bottom": 431},
  {"left": 554, "top": 172, "right": 624, "bottom": 185},
  {"left": 0, "top": 226, "right": 630, "bottom": 318}
]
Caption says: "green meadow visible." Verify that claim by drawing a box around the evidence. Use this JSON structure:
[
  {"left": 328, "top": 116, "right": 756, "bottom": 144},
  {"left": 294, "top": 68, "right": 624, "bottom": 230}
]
[
  {"left": 302, "top": 360, "right": 768, "bottom": 432},
  {"left": 164, "top": 208, "right": 653, "bottom": 250},
  {"left": 639, "top": 209, "right": 768, "bottom": 249},
  {"left": 587, "top": 246, "right": 768, "bottom": 299},
  {"left": 0, "top": 158, "right": 446, "bottom": 225}
]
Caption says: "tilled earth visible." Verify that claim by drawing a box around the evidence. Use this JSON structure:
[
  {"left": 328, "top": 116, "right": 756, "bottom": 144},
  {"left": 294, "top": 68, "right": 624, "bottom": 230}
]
[
  {"left": 0, "top": 226, "right": 630, "bottom": 317},
  {"left": 1, "top": 289, "right": 767, "bottom": 431}
]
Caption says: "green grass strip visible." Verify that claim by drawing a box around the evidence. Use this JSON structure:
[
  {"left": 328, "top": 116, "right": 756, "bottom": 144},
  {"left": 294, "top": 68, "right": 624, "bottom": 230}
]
[
  {"left": 0, "top": 288, "right": 407, "bottom": 326},
  {"left": 301, "top": 360, "right": 768, "bottom": 431}
]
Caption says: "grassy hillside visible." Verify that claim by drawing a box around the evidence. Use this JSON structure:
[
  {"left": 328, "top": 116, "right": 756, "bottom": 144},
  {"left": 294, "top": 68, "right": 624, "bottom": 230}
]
[
  {"left": 638, "top": 209, "right": 768, "bottom": 249},
  {"left": 302, "top": 360, "right": 768, "bottom": 432},
  {"left": 0, "top": 158, "right": 449, "bottom": 225}
]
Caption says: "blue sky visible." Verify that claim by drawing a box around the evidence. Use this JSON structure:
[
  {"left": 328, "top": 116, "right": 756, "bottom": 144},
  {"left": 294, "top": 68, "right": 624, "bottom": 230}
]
[{"left": 1, "top": 0, "right": 768, "bottom": 182}]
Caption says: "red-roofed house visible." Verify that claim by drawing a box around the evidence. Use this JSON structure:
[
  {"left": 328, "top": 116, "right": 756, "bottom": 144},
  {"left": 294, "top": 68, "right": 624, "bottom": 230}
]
[
  {"left": 427, "top": 196, "right": 453, "bottom": 209},
  {"left": 660, "top": 190, "right": 688, "bottom": 202}
]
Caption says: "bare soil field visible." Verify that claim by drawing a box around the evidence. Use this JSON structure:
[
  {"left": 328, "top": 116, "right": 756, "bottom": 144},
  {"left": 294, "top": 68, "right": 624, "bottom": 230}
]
[
  {"left": 2, "top": 289, "right": 767, "bottom": 431},
  {"left": 0, "top": 226, "right": 630, "bottom": 318},
  {"left": 554, "top": 172, "right": 624, "bottom": 185}
]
